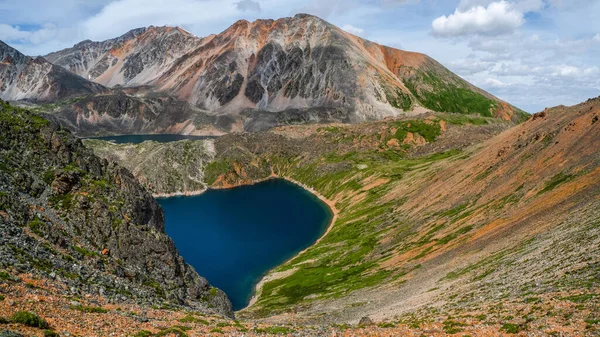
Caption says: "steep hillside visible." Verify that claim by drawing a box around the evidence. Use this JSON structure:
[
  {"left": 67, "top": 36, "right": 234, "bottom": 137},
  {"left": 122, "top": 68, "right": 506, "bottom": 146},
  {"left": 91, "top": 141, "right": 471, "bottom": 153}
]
[
  {"left": 215, "top": 98, "right": 600, "bottom": 325},
  {"left": 44, "top": 14, "right": 527, "bottom": 131},
  {"left": 87, "top": 97, "right": 600, "bottom": 335},
  {"left": 0, "top": 42, "right": 105, "bottom": 102},
  {"left": 0, "top": 101, "right": 232, "bottom": 318}
]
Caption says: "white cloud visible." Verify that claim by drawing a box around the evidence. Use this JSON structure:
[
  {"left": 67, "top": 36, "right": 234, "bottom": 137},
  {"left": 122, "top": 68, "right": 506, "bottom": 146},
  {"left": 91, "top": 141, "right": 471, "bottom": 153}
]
[
  {"left": 0, "top": 25, "right": 32, "bottom": 42},
  {"left": 432, "top": 1, "right": 524, "bottom": 37},
  {"left": 484, "top": 78, "right": 509, "bottom": 87},
  {"left": 235, "top": 0, "right": 261, "bottom": 12},
  {"left": 594, "top": 33, "right": 600, "bottom": 42},
  {"left": 491, "top": 62, "right": 543, "bottom": 76},
  {"left": 0, "top": 23, "right": 78, "bottom": 54},
  {"left": 82, "top": 0, "right": 249, "bottom": 41},
  {"left": 550, "top": 65, "right": 600, "bottom": 78},
  {"left": 458, "top": 0, "right": 495, "bottom": 11},
  {"left": 341, "top": 24, "right": 365, "bottom": 36},
  {"left": 458, "top": 0, "right": 544, "bottom": 12},
  {"left": 511, "top": 0, "right": 544, "bottom": 12}
]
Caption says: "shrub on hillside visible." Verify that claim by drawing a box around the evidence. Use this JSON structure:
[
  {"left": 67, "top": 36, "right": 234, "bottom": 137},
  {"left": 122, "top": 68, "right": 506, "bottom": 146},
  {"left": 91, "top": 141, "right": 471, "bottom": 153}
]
[{"left": 11, "top": 311, "right": 48, "bottom": 329}]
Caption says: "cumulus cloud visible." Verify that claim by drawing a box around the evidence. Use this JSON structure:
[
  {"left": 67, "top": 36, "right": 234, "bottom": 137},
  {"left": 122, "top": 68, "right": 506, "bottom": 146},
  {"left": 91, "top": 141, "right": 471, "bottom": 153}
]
[
  {"left": 82, "top": 0, "right": 246, "bottom": 41},
  {"left": 550, "top": 65, "right": 600, "bottom": 78},
  {"left": 458, "top": 0, "right": 544, "bottom": 12},
  {"left": 235, "top": 0, "right": 261, "bottom": 12},
  {"left": 341, "top": 24, "right": 365, "bottom": 36},
  {"left": 594, "top": 34, "right": 600, "bottom": 42},
  {"left": 0, "top": 25, "right": 31, "bottom": 42},
  {"left": 484, "top": 78, "right": 509, "bottom": 88},
  {"left": 512, "top": 0, "right": 544, "bottom": 12},
  {"left": 432, "top": 1, "right": 525, "bottom": 37},
  {"left": 0, "top": 23, "right": 77, "bottom": 50},
  {"left": 468, "top": 33, "right": 598, "bottom": 61}
]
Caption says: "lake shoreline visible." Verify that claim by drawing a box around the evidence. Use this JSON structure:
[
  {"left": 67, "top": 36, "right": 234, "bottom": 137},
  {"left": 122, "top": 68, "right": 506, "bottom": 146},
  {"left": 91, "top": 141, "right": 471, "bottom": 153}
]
[
  {"left": 244, "top": 176, "right": 339, "bottom": 310},
  {"left": 153, "top": 175, "right": 339, "bottom": 312}
]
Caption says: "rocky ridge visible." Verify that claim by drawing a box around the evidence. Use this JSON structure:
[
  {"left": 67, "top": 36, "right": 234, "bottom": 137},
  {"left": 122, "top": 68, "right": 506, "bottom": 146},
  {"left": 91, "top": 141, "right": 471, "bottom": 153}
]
[
  {"left": 0, "top": 42, "right": 104, "bottom": 102},
  {"left": 83, "top": 137, "right": 215, "bottom": 196},
  {"left": 44, "top": 27, "right": 201, "bottom": 88}
]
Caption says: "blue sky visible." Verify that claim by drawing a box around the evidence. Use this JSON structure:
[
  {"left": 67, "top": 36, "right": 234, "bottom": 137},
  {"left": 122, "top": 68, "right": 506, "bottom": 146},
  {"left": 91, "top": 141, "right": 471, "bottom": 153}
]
[{"left": 1, "top": 0, "right": 598, "bottom": 112}]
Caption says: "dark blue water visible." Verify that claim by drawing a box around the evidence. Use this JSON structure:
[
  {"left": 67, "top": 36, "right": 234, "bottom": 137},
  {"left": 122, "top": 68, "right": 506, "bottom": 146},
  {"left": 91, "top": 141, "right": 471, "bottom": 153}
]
[
  {"left": 88, "top": 134, "right": 217, "bottom": 144},
  {"left": 158, "top": 179, "right": 332, "bottom": 310}
]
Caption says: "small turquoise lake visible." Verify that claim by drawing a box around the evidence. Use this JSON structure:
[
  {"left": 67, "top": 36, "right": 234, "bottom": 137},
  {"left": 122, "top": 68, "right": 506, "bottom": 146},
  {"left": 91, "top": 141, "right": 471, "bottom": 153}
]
[{"left": 158, "top": 179, "right": 332, "bottom": 310}]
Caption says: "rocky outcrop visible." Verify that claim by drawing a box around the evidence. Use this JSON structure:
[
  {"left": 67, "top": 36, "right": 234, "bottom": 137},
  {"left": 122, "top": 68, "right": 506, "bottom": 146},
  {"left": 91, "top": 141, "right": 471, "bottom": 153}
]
[
  {"left": 44, "top": 90, "right": 228, "bottom": 136},
  {"left": 0, "top": 100, "right": 232, "bottom": 317},
  {"left": 0, "top": 41, "right": 105, "bottom": 102}
]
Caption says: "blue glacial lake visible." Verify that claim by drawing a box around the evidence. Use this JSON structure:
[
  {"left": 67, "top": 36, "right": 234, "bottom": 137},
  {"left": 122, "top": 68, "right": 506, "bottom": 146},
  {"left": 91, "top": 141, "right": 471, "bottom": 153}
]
[
  {"left": 158, "top": 179, "right": 333, "bottom": 310},
  {"left": 88, "top": 134, "right": 217, "bottom": 144}
]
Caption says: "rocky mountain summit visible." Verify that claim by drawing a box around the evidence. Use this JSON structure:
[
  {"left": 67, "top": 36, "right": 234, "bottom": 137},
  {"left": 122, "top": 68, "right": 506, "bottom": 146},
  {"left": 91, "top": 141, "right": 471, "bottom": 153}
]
[
  {"left": 45, "top": 27, "right": 201, "bottom": 88},
  {"left": 0, "top": 100, "right": 232, "bottom": 318},
  {"left": 0, "top": 42, "right": 104, "bottom": 102},
  {"left": 0, "top": 14, "right": 528, "bottom": 136}
]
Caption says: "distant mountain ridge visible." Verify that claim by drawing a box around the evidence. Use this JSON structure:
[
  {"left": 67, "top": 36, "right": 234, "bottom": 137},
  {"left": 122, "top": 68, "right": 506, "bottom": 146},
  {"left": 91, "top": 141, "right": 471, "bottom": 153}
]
[
  {"left": 44, "top": 15, "right": 526, "bottom": 122},
  {"left": 0, "top": 41, "right": 105, "bottom": 102},
  {"left": 0, "top": 14, "right": 527, "bottom": 136},
  {"left": 45, "top": 26, "right": 201, "bottom": 87}
]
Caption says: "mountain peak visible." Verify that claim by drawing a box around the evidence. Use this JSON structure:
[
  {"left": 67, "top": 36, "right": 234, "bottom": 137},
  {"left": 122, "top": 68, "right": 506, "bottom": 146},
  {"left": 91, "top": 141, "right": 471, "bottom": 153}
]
[
  {"left": 292, "top": 13, "right": 323, "bottom": 21},
  {"left": 0, "top": 40, "right": 29, "bottom": 65},
  {"left": 73, "top": 39, "right": 93, "bottom": 47},
  {"left": 0, "top": 40, "right": 104, "bottom": 102}
]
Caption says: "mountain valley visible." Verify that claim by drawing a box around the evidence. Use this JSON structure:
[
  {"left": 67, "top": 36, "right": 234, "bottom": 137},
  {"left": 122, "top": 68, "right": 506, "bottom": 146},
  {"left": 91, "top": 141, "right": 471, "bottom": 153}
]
[{"left": 0, "top": 12, "right": 598, "bottom": 337}]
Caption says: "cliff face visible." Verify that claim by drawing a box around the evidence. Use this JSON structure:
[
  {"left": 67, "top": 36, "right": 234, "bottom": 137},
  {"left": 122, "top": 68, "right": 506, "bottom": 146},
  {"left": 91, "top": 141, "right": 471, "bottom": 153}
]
[
  {"left": 0, "top": 100, "right": 232, "bottom": 317},
  {"left": 44, "top": 14, "right": 526, "bottom": 132},
  {"left": 0, "top": 41, "right": 105, "bottom": 102}
]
